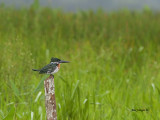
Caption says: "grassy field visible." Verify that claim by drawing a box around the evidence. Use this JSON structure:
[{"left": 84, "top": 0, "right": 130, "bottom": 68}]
[{"left": 0, "top": 6, "right": 160, "bottom": 120}]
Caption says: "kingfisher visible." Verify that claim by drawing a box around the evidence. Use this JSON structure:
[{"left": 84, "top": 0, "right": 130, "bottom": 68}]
[{"left": 32, "top": 57, "right": 69, "bottom": 75}]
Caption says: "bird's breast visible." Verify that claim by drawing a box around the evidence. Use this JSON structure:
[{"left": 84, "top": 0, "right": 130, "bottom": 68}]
[{"left": 57, "top": 64, "right": 60, "bottom": 69}]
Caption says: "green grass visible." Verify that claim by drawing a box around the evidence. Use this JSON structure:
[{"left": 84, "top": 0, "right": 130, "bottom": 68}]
[{"left": 0, "top": 6, "right": 160, "bottom": 120}]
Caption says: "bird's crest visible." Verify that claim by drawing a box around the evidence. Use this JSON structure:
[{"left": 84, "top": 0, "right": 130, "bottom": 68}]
[{"left": 50, "top": 57, "right": 61, "bottom": 62}]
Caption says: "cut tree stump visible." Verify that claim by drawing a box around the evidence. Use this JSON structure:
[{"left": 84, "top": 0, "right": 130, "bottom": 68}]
[{"left": 44, "top": 75, "right": 57, "bottom": 120}]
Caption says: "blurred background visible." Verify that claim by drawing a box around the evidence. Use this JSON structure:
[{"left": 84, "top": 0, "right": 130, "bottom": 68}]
[
  {"left": 0, "top": 0, "right": 160, "bottom": 11},
  {"left": 0, "top": 0, "right": 160, "bottom": 120}
]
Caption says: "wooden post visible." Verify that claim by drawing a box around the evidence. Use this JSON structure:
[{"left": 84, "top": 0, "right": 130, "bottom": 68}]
[{"left": 44, "top": 75, "right": 57, "bottom": 120}]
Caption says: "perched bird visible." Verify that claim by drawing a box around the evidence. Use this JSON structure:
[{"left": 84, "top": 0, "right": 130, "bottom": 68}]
[{"left": 32, "top": 57, "right": 69, "bottom": 74}]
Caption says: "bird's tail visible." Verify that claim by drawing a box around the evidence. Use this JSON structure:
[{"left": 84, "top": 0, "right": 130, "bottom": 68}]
[{"left": 32, "top": 69, "right": 40, "bottom": 71}]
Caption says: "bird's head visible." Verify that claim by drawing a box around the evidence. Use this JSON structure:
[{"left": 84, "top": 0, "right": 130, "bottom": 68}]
[{"left": 50, "top": 57, "right": 69, "bottom": 64}]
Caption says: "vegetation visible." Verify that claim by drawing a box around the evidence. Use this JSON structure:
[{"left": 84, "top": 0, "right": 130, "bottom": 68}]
[{"left": 0, "top": 6, "right": 160, "bottom": 120}]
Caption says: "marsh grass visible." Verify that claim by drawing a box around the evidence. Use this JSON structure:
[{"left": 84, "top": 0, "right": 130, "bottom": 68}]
[{"left": 0, "top": 6, "right": 160, "bottom": 120}]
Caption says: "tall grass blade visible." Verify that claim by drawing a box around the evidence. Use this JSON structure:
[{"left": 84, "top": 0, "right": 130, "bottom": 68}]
[
  {"left": 9, "top": 80, "right": 20, "bottom": 96},
  {"left": 33, "top": 75, "right": 48, "bottom": 93},
  {"left": 71, "top": 80, "right": 80, "bottom": 99}
]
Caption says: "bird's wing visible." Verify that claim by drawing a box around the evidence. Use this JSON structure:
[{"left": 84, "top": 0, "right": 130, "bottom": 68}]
[{"left": 39, "top": 63, "right": 57, "bottom": 74}]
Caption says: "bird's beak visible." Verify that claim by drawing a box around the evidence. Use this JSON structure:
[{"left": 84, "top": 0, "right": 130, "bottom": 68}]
[{"left": 59, "top": 60, "right": 70, "bottom": 63}]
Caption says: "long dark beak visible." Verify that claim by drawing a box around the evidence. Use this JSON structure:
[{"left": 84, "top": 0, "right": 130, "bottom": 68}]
[{"left": 59, "top": 60, "right": 70, "bottom": 63}]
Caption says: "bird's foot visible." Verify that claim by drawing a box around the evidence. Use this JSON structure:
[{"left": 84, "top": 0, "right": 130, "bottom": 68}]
[{"left": 50, "top": 74, "right": 54, "bottom": 78}]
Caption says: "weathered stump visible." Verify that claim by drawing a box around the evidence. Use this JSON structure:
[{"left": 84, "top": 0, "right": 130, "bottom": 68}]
[{"left": 44, "top": 75, "right": 57, "bottom": 120}]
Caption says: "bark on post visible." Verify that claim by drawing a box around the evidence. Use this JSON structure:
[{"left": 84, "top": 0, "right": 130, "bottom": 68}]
[{"left": 44, "top": 75, "right": 57, "bottom": 120}]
